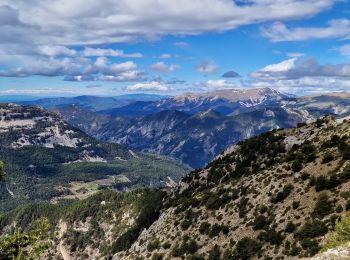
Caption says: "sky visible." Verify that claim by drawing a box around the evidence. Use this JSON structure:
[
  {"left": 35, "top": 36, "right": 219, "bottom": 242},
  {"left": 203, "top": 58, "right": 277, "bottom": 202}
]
[{"left": 0, "top": 0, "right": 350, "bottom": 97}]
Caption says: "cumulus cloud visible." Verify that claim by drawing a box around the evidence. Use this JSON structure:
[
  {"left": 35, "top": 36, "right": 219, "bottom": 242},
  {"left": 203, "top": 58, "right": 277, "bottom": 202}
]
[
  {"left": 222, "top": 70, "right": 241, "bottom": 78},
  {"left": 0, "top": 56, "right": 146, "bottom": 82},
  {"left": 251, "top": 58, "right": 350, "bottom": 80},
  {"left": 196, "top": 61, "right": 219, "bottom": 74},
  {"left": 38, "top": 45, "right": 78, "bottom": 56},
  {"left": 151, "top": 62, "right": 180, "bottom": 73},
  {"left": 127, "top": 81, "right": 168, "bottom": 92},
  {"left": 250, "top": 58, "right": 298, "bottom": 80},
  {"left": 0, "top": 0, "right": 336, "bottom": 47},
  {"left": 248, "top": 57, "right": 350, "bottom": 94},
  {"left": 261, "top": 19, "right": 350, "bottom": 42}
]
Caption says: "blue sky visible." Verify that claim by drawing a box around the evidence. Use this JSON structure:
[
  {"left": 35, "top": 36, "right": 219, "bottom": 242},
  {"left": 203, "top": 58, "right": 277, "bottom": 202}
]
[{"left": 0, "top": 0, "right": 349, "bottom": 96}]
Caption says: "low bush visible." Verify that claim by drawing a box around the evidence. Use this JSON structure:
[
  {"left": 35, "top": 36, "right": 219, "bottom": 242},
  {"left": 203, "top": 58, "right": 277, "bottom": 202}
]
[
  {"left": 270, "top": 184, "right": 294, "bottom": 203},
  {"left": 296, "top": 219, "right": 328, "bottom": 239},
  {"left": 312, "top": 193, "right": 333, "bottom": 219},
  {"left": 230, "top": 237, "right": 262, "bottom": 260}
]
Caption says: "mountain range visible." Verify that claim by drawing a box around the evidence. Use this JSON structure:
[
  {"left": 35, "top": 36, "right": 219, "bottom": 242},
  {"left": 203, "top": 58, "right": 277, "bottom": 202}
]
[{"left": 26, "top": 88, "right": 350, "bottom": 168}]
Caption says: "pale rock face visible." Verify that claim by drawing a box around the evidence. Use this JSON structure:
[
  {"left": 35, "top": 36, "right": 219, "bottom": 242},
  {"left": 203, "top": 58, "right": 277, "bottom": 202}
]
[{"left": 0, "top": 103, "right": 130, "bottom": 163}]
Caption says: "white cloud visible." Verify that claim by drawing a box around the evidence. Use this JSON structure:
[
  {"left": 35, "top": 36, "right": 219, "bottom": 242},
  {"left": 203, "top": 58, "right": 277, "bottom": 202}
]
[
  {"left": 261, "top": 19, "right": 350, "bottom": 42},
  {"left": 0, "top": 56, "right": 146, "bottom": 82},
  {"left": 151, "top": 62, "right": 180, "bottom": 73},
  {"left": 251, "top": 57, "right": 350, "bottom": 80},
  {"left": 193, "top": 79, "right": 239, "bottom": 90},
  {"left": 248, "top": 57, "right": 350, "bottom": 94},
  {"left": 38, "top": 45, "right": 78, "bottom": 56},
  {"left": 0, "top": 0, "right": 337, "bottom": 47},
  {"left": 250, "top": 58, "right": 298, "bottom": 80},
  {"left": 196, "top": 61, "right": 219, "bottom": 73},
  {"left": 337, "top": 44, "right": 350, "bottom": 56},
  {"left": 82, "top": 47, "right": 143, "bottom": 58},
  {"left": 249, "top": 77, "right": 350, "bottom": 95},
  {"left": 127, "top": 81, "right": 168, "bottom": 92}
]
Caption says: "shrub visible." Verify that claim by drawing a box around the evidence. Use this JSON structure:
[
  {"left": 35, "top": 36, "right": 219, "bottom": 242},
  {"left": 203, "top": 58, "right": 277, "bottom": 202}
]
[
  {"left": 288, "top": 242, "right": 301, "bottom": 256},
  {"left": 181, "top": 219, "right": 192, "bottom": 230},
  {"left": 285, "top": 221, "right": 297, "bottom": 233},
  {"left": 151, "top": 253, "right": 164, "bottom": 260},
  {"left": 253, "top": 215, "right": 269, "bottom": 230},
  {"left": 296, "top": 219, "right": 328, "bottom": 239},
  {"left": 209, "top": 224, "right": 222, "bottom": 237},
  {"left": 162, "top": 242, "right": 171, "bottom": 249},
  {"left": 147, "top": 239, "right": 160, "bottom": 252},
  {"left": 172, "top": 239, "right": 198, "bottom": 257},
  {"left": 310, "top": 174, "right": 341, "bottom": 192},
  {"left": 258, "top": 229, "right": 284, "bottom": 245},
  {"left": 199, "top": 222, "right": 211, "bottom": 235},
  {"left": 322, "top": 152, "right": 334, "bottom": 164},
  {"left": 292, "top": 160, "right": 303, "bottom": 172},
  {"left": 231, "top": 237, "right": 261, "bottom": 259},
  {"left": 336, "top": 205, "right": 343, "bottom": 213},
  {"left": 299, "top": 238, "right": 320, "bottom": 256},
  {"left": 312, "top": 193, "right": 333, "bottom": 219},
  {"left": 271, "top": 184, "right": 294, "bottom": 203},
  {"left": 205, "top": 194, "right": 220, "bottom": 210},
  {"left": 208, "top": 244, "right": 221, "bottom": 260},
  {"left": 292, "top": 201, "right": 300, "bottom": 209}
]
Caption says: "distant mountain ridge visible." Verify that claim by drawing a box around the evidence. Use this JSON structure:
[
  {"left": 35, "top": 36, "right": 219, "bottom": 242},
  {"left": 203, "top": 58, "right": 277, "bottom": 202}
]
[
  {"left": 10, "top": 88, "right": 350, "bottom": 168},
  {"left": 99, "top": 87, "right": 292, "bottom": 116},
  {"left": 20, "top": 93, "right": 167, "bottom": 111}
]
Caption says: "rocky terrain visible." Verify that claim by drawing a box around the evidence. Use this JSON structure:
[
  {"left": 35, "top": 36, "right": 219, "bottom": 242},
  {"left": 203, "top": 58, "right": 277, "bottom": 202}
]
[
  {"left": 114, "top": 115, "right": 350, "bottom": 259},
  {"left": 3, "top": 115, "right": 350, "bottom": 259}
]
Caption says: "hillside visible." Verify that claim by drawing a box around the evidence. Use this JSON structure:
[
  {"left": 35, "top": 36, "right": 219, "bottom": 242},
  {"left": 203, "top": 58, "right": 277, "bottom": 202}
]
[
  {"left": 0, "top": 189, "right": 165, "bottom": 259},
  {"left": 3, "top": 116, "right": 350, "bottom": 259},
  {"left": 0, "top": 104, "right": 189, "bottom": 212},
  {"left": 116, "top": 115, "right": 350, "bottom": 259}
]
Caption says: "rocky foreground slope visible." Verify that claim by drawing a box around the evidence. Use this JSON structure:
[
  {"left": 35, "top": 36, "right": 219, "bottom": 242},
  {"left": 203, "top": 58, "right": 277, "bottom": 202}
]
[{"left": 115, "top": 115, "right": 350, "bottom": 259}]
